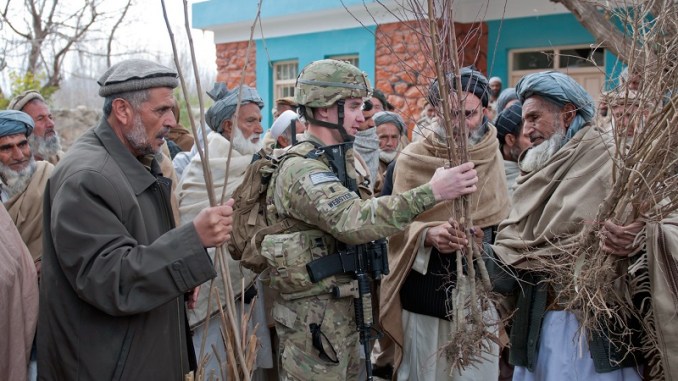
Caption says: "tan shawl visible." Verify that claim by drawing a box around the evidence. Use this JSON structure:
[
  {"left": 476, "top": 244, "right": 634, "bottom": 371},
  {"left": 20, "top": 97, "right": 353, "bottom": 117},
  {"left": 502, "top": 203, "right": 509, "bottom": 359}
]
[
  {"left": 380, "top": 124, "right": 510, "bottom": 368},
  {"left": 5, "top": 161, "right": 54, "bottom": 261},
  {"left": 492, "top": 125, "right": 614, "bottom": 269},
  {"left": 0, "top": 204, "right": 38, "bottom": 381},
  {"left": 178, "top": 131, "right": 256, "bottom": 327},
  {"left": 646, "top": 213, "right": 678, "bottom": 380}
]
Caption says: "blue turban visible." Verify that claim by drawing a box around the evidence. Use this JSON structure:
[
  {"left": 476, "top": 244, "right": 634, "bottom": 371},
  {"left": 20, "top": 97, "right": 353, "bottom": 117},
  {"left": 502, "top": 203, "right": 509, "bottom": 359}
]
[
  {"left": 0, "top": 110, "right": 34, "bottom": 138},
  {"left": 516, "top": 71, "right": 595, "bottom": 141},
  {"left": 495, "top": 87, "right": 519, "bottom": 116},
  {"left": 205, "top": 83, "right": 264, "bottom": 132},
  {"left": 373, "top": 111, "right": 406, "bottom": 135}
]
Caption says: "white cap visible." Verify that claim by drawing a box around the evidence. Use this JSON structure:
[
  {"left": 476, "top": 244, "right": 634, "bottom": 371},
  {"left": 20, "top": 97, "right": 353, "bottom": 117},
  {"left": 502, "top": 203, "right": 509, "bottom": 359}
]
[{"left": 270, "top": 110, "right": 298, "bottom": 138}]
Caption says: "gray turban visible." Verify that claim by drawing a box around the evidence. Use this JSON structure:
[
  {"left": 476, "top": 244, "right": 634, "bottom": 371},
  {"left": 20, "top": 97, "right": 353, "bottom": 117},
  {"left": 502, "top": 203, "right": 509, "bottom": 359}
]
[
  {"left": 205, "top": 83, "right": 264, "bottom": 132},
  {"left": 516, "top": 71, "right": 595, "bottom": 140},
  {"left": 0, "top": 110, "right": 34, "bottom": 138},
  {"left": 98, "top": 59, "right": 178, "bottom": 97},
  {"left": 495, "top": 87, "right": 518, "bottom": 116},
  {"left": 373, "top": 111, "right": 405, "bottom": 135},
  {"left": 8, "top": 90, "right": 45, "bottom": 111}
]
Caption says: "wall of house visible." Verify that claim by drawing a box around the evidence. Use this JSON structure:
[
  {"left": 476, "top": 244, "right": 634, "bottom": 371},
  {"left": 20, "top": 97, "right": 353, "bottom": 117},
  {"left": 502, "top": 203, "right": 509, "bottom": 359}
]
[
  {"left": 215, "top": 41, "right": 257, "bottom": 89},
  {"left": 374, "top": 20, "right": 488, "bottom": 137},
  {"left": 486, "top": 13, "right": 621, "bottom": 88},
  {"left": 254, "top": 27, "right": 377, "bottom": 128}
]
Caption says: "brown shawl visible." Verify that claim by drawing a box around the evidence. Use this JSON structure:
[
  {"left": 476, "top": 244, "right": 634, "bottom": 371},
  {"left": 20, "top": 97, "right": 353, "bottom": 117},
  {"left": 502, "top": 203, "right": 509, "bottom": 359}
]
[
  {"left": 646, "top": 213, "right": 678, "bottom": 380},
  {"left": 492, "top": 125, "right": 614, "bottom": 269},
  {"left": 5, "top": 161, "right": 53, "bottom": 261},
  {"left": 380, "top": 123, "right": 510, "bottom": 368},
  {"left": 0, "top": 204, "right": 38, "bottom": 381}
]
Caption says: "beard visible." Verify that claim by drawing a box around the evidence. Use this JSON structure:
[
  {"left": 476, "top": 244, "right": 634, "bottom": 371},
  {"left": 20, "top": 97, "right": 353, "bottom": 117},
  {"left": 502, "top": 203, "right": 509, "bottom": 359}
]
[
  {"left": 231, "top": 126, "right": 262, "bottom": 155},
  {"left": 125, "top": 114, "right": 159, "bottom": 156},
  {"left": 379, "top": 149, "right": 398, "bottom": 163},
  {"left": 0, "top": 157, "right": 37, "bottom": 199},
  {"left": 519, "top": 129, "right": 566, "bottom": 173},
  {"left": 29, "top": 133, "right": 61, "bottom": 159},
  {"left": 434, "top": 120, "right": 488, "bottom": 147}
]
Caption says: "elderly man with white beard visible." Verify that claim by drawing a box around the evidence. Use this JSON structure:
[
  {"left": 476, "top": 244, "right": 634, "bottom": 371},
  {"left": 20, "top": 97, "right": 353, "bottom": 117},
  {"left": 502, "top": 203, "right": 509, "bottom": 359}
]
[
  {"left": 373, "top": 111, "right": 406, "bottom": 196},
  {"left": 0, "top": 110, "right": 53, "bottom": 273},
  {"left": 380, "top": 67, "right": 511, "bottom": 380},
  {"left": 9, "top": 90, "right": 64, "bottom": 165},
  {"left": 177, "top": 83, "right": 273, "bottom": 378},
  {"left": 479, "top": 71, "right": 644, "bottom": 381}
]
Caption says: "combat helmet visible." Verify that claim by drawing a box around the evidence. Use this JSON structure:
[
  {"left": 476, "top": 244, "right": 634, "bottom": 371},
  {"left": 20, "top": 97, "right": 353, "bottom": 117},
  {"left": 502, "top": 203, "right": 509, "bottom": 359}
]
[{"left": 295, "top": 59, "right": 371, "bottom": 141}]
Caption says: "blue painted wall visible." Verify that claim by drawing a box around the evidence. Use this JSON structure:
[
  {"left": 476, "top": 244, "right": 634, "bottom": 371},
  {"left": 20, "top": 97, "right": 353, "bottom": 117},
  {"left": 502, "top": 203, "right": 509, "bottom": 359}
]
[
  {"left": 255, "top": 26, "right": 376, "bottom": 128},
  {"left": 193, "top": 0, "right": 377, "bottom": 29},
  {"left": 487, "top": 13, "right": 622, "bottom": 89}
]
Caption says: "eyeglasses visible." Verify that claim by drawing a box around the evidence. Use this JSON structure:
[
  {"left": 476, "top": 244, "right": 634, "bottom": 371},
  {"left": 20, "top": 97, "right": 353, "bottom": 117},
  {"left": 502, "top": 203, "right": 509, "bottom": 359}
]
[{"left": 450, "top": 109, "right": 480, "bottom": 119}]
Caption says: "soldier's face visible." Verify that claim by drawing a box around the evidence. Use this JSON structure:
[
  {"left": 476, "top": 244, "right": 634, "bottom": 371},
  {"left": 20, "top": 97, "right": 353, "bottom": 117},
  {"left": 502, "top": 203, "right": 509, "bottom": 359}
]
[{"left": 339, "top": 97, "right": 365, "bottom": 137}]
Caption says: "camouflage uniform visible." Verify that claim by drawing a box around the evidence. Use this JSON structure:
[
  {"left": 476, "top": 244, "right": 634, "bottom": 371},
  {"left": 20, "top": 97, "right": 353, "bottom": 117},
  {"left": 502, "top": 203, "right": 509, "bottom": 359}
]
[
  {"left": 260, "top": 59, "right": 440, "bottom": 380},
  {"left": 262, "top": 132, "right": 437, "bottom": 380}
]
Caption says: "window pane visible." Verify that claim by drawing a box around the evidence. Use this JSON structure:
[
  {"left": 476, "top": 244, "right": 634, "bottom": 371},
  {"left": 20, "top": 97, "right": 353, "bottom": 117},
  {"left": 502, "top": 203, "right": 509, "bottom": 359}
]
[
  {"left": 558, "top": 48, "right": 604, "bottom": 68},
  {"left": 512, "top": 50, "right": 554, "bottom": 70}
]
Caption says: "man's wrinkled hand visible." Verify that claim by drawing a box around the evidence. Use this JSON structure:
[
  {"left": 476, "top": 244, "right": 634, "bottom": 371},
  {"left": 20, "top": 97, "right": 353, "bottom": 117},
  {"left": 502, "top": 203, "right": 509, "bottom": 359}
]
[
  {"left": 425, "top": 218, "right": 468, "bottom": 253},
  {"left": 600, "top": 219, "right": 645, "bottom": 257}
]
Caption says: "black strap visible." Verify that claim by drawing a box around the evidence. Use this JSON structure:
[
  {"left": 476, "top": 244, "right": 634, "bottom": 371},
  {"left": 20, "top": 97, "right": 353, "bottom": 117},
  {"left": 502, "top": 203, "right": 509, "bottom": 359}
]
[{"left": 309, "top": 323, "right": 339, "bottom": 364}]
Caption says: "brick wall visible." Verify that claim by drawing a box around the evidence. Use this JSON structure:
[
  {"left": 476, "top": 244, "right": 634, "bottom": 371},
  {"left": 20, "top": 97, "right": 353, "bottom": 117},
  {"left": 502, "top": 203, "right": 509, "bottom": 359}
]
[
  {"left": 374, "top": 20, "right": 488, "bottom": 138},
  {"left": 214, "top": 41, "right": 256, "bottom": 88}
]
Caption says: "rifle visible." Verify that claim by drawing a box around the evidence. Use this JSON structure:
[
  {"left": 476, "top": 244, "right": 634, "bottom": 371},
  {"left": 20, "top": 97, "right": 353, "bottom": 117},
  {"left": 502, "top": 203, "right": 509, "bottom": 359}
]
[{"left": 306, "top": 142, "right": 388, "bottom": 381}]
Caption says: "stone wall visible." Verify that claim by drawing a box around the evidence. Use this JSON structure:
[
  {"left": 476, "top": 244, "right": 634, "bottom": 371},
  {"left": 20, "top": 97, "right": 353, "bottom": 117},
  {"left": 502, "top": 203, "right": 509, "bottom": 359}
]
[
  {"left": 54, "top": 107, "right": 102, "bottom": 151},
  {"left": 374, "top": 20, "right": 488, "bottom": 139},
  {"left": 215, "top": 41, "right": 257, "bottom": 88}
]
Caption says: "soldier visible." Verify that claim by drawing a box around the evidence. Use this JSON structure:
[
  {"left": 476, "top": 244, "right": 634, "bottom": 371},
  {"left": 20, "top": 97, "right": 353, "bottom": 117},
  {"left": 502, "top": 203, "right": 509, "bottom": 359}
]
[{"left": 260, "top": 59, "right": 479, "bottom": 380}]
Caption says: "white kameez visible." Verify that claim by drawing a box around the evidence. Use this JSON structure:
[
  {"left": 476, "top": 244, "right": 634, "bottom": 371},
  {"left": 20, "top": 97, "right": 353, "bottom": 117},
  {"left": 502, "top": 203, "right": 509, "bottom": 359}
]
[
  {"left": 512, "top": 311, "right": 642, "bottom": 381},
  {"left": 398, "top": 307, "right": 501, "bottom": 381}
]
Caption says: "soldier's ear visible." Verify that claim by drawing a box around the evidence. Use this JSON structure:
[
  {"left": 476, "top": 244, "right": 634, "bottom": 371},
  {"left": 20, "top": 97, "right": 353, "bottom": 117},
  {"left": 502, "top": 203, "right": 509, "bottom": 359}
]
[{"left": 315, "top": 106, "right": 331, "bottom": 122}]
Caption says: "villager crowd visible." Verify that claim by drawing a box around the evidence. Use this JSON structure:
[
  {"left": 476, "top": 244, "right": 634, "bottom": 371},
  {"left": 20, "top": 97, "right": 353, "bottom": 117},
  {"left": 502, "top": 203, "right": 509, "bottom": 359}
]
[{"left": 1, "top": 55, "right": 674, "bottom": 381}]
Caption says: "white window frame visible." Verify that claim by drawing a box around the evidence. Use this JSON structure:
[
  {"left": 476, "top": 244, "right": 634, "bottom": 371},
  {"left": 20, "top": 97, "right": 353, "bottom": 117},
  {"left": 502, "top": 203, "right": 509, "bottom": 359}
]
[
  {"left": 327, "top": 54, "right": 359, "bottom": 68},
  {"left": 273, "top": 60, "right": 298, "bottom": 99},
  {"left": 508, "top": 44, "right": 605, "bottom": 86}
]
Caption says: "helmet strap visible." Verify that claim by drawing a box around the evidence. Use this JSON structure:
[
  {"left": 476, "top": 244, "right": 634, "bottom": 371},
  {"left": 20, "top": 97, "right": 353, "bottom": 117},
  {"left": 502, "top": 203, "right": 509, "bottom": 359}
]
[{"left": 299, "top": 100, "right": 354, "bottom": 142}]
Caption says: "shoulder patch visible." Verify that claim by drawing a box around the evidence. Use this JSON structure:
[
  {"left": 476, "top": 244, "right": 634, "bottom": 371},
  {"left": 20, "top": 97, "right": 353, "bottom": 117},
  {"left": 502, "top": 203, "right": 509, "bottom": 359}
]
[{"left": 309, "top": 171, "right": 340, "bottom": 185}]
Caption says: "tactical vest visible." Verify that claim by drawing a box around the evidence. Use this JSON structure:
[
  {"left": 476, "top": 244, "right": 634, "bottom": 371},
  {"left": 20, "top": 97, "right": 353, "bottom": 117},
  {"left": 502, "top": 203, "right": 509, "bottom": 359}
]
[{"left": 260, "top": 141, "right": 368, "bottom": 301}]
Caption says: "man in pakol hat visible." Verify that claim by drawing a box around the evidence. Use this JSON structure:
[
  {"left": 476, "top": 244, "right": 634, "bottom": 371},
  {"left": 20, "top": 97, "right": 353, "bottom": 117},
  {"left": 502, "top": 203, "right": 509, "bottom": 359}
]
[
  {"left": 38, "top": 59, "right": 236, "bottom": 380},
  {"left": 0, "top": 110, "right": 53, "bottom": 271},
  {"left": 9, "top": 90, "right": 64, "bottom": 165},
  {"left": 484, "top": 71, "right": 644, "bottom": 380},
  {"left": 380, "top": 66, "right": 510, "bottom": 380}
]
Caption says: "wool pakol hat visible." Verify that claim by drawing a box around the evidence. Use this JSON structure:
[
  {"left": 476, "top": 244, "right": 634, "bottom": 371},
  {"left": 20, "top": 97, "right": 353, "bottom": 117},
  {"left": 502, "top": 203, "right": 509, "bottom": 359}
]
[
  {"left": 98, "top": 59, "right": 178, "bottom": 97},
  {"left": 8, "top": 90, "right": 46, "bottom": 111}
]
